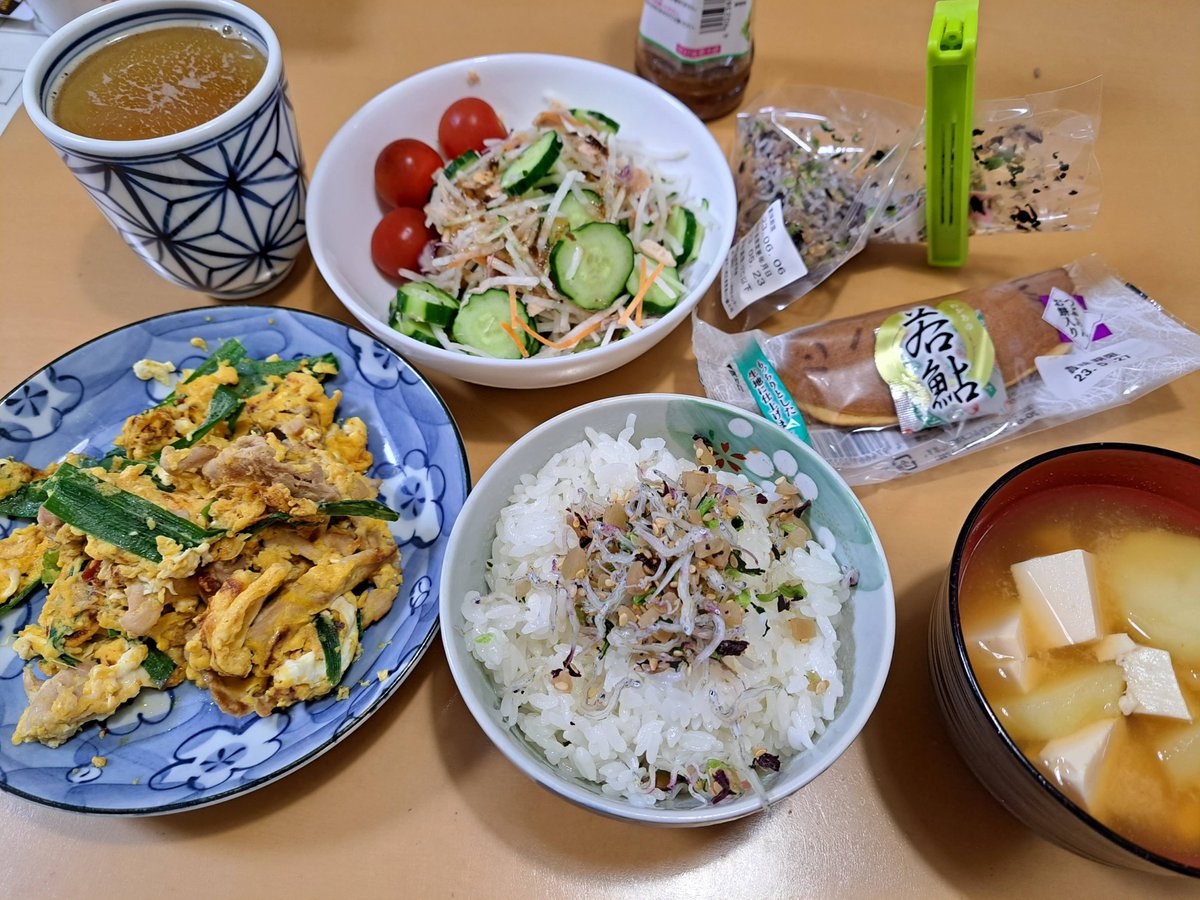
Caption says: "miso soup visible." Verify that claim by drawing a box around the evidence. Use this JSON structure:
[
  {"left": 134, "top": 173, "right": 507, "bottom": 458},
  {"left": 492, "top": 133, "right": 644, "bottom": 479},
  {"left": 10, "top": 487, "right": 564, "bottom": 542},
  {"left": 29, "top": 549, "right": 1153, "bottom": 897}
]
[{"left": 960, "top": 483, "right": 1200, "bottom": 867}]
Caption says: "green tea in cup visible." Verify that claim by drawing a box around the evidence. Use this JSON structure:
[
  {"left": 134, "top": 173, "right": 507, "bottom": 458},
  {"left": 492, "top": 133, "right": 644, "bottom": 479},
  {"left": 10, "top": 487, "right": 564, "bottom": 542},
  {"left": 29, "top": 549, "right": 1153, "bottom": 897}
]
[
  {"left": 24, "top": 0, "right": 306, "bottom": 298},
  {"left": 50, "top": 22, "right": 266, "bottom": 140}
]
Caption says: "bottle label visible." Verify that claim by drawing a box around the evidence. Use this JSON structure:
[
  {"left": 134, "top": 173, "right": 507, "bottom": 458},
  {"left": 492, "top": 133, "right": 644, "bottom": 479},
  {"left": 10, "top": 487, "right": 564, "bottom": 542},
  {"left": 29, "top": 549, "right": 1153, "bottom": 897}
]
[{"left": 639, "top": 0, "right": 753, "bottom": 63}]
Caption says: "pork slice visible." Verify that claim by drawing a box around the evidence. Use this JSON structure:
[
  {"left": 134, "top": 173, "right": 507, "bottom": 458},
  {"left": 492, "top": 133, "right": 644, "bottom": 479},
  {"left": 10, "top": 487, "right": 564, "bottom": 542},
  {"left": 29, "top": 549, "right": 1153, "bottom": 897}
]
[
  {"left": 119, "top": 581, "right": 164, "bottom": 636},
  {"left": 201, "top": 434, "right": 338, "bottom": 502},
  {"left": 158, "top": 444, "right": 219, "bottom": 474}
]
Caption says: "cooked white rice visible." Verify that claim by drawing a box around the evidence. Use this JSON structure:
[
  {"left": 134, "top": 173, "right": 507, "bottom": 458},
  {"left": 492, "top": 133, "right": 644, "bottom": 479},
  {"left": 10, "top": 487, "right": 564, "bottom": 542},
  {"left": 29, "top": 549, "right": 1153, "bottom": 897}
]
[{"left": 462, "top": 417, "right": 850, "bottom": 807}]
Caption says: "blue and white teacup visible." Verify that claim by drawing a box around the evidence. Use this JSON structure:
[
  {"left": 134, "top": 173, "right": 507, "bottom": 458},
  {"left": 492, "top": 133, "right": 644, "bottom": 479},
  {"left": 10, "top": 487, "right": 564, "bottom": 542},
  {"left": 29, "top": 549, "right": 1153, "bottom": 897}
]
[{"left": 22, "top": 0, "right": 306, "bottom": 299}]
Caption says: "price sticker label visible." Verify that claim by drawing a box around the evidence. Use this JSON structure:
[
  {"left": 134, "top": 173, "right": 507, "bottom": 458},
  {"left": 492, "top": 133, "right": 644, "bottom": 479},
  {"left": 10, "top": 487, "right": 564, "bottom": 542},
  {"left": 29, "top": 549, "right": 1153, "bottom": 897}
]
[
  {"left": 1036, "top": 337, "right": 1165, "bottom": 400},
  {"left": 720, "top": 199, "right": 808, "bottom": 318},
  {"left": 1041, "top": 286, "right": 1101, "bottom": 350}
]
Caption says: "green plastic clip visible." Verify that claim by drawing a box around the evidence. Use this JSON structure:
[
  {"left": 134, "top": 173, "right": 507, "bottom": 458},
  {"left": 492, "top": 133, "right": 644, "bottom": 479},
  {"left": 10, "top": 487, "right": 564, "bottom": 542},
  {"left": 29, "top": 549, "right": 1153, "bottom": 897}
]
[{"left": 925, "top": 0, "right": 978, "bottom": 267}]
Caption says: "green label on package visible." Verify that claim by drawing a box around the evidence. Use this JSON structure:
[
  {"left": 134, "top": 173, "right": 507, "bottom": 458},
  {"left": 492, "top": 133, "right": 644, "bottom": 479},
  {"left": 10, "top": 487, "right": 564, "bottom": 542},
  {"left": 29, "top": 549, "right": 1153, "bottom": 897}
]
[
  {"left": 873, "top": 299, "right": 1008, "bottom": 433},
  {"left": 733, "top": 341, "right": 811, "bottom": 445}
]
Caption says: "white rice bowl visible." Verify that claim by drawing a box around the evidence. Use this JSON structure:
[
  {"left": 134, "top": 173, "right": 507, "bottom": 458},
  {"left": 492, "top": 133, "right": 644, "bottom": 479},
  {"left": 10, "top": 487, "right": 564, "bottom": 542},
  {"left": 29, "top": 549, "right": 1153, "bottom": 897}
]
[
  {"left": 440, "top": 393, "right": 895, "bottom": 826},
  {"left": 461, "top": 419, "right": 852, "bottom": 808}
]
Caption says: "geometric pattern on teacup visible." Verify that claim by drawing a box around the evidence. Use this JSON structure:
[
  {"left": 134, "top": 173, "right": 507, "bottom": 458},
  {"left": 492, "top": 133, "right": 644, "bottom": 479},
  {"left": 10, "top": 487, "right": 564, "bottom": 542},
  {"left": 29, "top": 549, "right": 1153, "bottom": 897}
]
[{"left": 58, "top": 82, "right": 307, "bottom": 297}]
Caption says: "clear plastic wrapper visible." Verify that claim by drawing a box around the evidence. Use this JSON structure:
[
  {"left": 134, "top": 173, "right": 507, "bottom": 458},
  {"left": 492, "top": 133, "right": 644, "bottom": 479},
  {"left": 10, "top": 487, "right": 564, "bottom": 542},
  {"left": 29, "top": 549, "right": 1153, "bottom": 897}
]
[
  {"left": 695, "top": 255, "right": 1200, "bottom": 485},
  {"left": 724, "top": 86, "right": 923, "bottom": 329},
  {"left": 874, "top": 78, "right": 1103, "bottom": 243},
  {"left": 724, "top": 81, "right": 1102, "bottom": 329}
]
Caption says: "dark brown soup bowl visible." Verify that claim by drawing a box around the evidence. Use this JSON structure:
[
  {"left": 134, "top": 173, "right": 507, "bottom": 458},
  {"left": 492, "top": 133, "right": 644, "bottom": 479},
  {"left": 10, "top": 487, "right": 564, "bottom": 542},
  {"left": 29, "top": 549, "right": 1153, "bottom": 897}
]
[{"left": 929, "top": 443, "right": 1200, "bottom": 878}]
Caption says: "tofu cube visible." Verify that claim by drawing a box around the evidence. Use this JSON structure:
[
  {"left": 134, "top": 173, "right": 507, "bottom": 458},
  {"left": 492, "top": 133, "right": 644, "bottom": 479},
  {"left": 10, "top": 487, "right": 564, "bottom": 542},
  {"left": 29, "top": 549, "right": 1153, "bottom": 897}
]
[
  {"left": 1011, "top": 549, "right": 1102, "bottom": 648},
  {"left": 976, "top": 609, "right": 1027, "bottom": 661},
  {"left": 997, "top": 659, "right": 1042, "bottom": 693},
  {"left": 1038, "top": 718, "right": 1118, "bottom": 806},
  {"left": 1094, "top": 632, "right": 1137, "bottom": 662},
  {"left": 976, "top": 610, "right": 1040, "bottom": 691},
  {"left": 1116, "top": 646, "right": 1193, "bottom": 721}
]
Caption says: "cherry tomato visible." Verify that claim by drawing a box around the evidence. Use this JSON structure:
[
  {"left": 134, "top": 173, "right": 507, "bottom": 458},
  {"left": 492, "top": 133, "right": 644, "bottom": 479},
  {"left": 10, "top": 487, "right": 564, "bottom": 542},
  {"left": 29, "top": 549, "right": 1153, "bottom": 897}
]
[
  {"left": 374, "top": 138, "right": 443, "bottom": 208},
  {"left": 371, "top": 207, "right": 433, "bottom": 278},
  {"left": 438, "top": 97, "right": 506, "bottom": 160}
]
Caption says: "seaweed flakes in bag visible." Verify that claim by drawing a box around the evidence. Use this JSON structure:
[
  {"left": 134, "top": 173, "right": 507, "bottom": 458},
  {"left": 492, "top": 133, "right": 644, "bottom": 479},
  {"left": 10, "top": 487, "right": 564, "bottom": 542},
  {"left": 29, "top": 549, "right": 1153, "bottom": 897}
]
[
  {"left": 874, "top": 79, "right": 1103, "bottom": 243},
  {"left": 723, "top": 86, "right": 925, "bottom": 329},
  {"left": 722, "top": 82, "right": 1102, "bottom": 331},
  {"left": 695, "top": 255, "right": 1200, "bottom": 485}
]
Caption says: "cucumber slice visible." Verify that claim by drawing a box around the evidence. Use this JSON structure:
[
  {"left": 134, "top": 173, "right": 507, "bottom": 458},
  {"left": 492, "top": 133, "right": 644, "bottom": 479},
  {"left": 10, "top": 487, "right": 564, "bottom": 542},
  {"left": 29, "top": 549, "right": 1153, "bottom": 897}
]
[
  {"left": 688, "top": 219, "right": 705, "bottom": 266},
  {"left": 392, "top": 316, "right": 443, "bottom": 348},
  {"left": 550, "top": 223, "right": 634, "bottom": 310},
  {"left": 570, "top": 108, "right": 620, "bottom": 134},
  {"left": 557, "top": 189, "right": 603, "bottom": 229},
  {"left": 627, "top": 254, "right": 686, "bottom": 316},
  {"left": 391, "top": 282, "right": 459, "bottom": 327},
  {"left": 443, "top": 149, "right": 480, "bottom": 181},
  {"left": 545, "top": 189, "right": 604, "bottom": 247},
  {"left": 500, "top": 131, "right": 562, "bottom": 195},
  {"left": 451, "top": 288, "right": 535, "bottom": 359},
  {"left": 666, "top": 206, "right": 704, "bottom": 266}
]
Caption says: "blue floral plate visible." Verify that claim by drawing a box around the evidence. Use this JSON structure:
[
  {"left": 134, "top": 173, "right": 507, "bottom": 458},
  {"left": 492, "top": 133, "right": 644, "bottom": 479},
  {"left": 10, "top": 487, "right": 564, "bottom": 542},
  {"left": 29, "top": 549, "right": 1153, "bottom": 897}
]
[{"left": 0, "top": 306, "right": 469, "bottom": 814}]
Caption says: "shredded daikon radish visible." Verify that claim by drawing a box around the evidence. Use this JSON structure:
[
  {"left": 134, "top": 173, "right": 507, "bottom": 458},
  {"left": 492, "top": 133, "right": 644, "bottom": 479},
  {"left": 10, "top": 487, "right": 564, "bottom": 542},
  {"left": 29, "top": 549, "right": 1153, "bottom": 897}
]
[
  {"left": 476, "top": 274, "right": 540, "bottom": 292},
  {"left": 537, "top": 170, "right": 581, "bottom": 254},
  {"left": 418, "top": 103, "right": 706, "bottom": 356},
  {"left": 564, "top": 245, "right": 583, "bottom": 282}
]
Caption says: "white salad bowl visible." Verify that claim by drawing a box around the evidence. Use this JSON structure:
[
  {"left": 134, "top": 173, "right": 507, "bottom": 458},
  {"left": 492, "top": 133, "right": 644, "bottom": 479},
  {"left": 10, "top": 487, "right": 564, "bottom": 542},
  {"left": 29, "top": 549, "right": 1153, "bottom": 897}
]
[
  {"left": 440, "top": 394, "right": 895, "bottom": 825},
  {"left": 306, "top": 53, "right": 736, "bottom": 389}
]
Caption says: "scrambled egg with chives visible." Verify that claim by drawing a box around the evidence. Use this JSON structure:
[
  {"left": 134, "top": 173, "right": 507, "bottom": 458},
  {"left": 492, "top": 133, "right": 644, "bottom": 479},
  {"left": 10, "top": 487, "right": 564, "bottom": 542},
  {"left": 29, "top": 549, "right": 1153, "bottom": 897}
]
[{"left": 0, "top": 342, "right": 402, "bottom": 747}]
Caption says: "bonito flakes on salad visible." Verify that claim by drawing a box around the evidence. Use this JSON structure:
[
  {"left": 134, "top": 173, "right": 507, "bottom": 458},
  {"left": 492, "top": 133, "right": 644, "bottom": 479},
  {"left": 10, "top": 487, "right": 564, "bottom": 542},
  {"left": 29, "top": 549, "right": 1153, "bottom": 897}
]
[{"left": 383, "top": 101, "right": 710, "bottom": 359}]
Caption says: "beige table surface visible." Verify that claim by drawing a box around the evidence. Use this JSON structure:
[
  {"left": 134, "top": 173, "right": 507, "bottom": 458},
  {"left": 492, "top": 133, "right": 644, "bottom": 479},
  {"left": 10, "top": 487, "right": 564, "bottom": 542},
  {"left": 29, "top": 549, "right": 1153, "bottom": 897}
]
[{"left": 2, "top": 1, "right": 1198, "bottom": 896}]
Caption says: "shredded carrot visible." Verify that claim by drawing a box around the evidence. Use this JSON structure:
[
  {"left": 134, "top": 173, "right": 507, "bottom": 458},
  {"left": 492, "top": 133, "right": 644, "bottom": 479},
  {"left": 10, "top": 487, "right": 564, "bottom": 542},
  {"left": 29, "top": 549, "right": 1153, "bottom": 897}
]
[
  {"left": 514, "top": 314, "right": 604, "bottom": 351},
  {"left": 514, "top": 317, "right": 557, "bottom": 348},
  {"left": 441, "top": 254, "right": 486, "bottom": 270},
  {"left": 618, "top": 259, "right": 646, "bottom": 327},
  {"left": 554, "top": 318, "right": 605, "bottom": 350},
  {"left": 620, "top": 258, "right": 665, "bottom": 327},
  {"left": 517, "top": 316, "right": 575, "bottom": 349},
  {"left": 498, "top": 321, "right": 529, "bottom": 357},
  {"left": 562, "top": 111, "right": 582, "bottom": 129},
  {"left": 621, "top": 297, "right": 638, "bottom": 328},
  {"left": 508, "top": 282, "right": 604, "bottom": 351}
]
